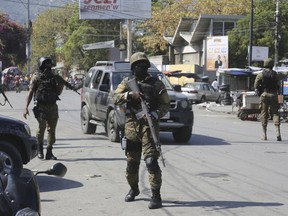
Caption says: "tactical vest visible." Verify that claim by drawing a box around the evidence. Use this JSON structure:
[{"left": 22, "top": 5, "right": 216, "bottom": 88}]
[
  {"left": 35, "top": 73, "right": 59, "bottom": 104},
  {"left": 127, "top": 77, "right": 158, "bottom": 114},
  {"left": 262, "top": 68, "right": 279, "bottom": 92}
]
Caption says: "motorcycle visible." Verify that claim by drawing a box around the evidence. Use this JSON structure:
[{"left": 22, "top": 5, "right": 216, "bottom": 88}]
[{"left": 0, "top": 162, "right": 67, "bottom": 216}]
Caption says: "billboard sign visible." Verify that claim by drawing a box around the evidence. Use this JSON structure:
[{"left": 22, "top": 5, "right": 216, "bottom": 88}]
[
  {"left": 206, "top": 36, "right": 229, "bottom": 71},
  {"left": 79, "top": 0, "right": 152, "bottom": 20},
  {"left": 249, "top": 46, "right": 269, "bottom": 61}
]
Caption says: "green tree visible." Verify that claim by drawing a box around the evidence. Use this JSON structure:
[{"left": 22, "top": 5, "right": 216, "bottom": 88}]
[
  {"left": 31, "top": 4, "right": 74, "bottom": 72},
  {"left": 139, "top": 0, "right": 250, "bottom": 55},
  {"left": 31, "top": 4, "right": 120, "bottom": 71},
  {"left": 228, "top": 0, "right": 288, "bottom": 67},
  {"left": 63, "top": 9, "right": 121, "bottom": 70}
]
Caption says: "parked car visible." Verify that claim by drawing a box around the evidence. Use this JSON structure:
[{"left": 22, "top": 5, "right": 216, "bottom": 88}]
[
  {"left": 80, "top": 61, "right": 194, "bottom": 143},
  {"left": 181, "top": 82, "right": 221, "bottom": 103},
  {"left": 0, "top": 115, "right": 38, "bottom": 170}
]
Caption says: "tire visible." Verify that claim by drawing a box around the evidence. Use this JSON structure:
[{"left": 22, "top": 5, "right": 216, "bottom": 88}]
[
  {"left": 216, "top": 95, "right": 222, "bottom": 104},
  {"left": 221, "top": 98, "right": 232, "bottom": 105},
  {"left": 81, "top": 105, "right": 96, "bottom": 134},
  {"left": 107, "top": 110, "right": 121, "bottom": 142},
  {"left": 200, "top": 96, "right": 206, "bottom": 103},
  {"left": 238, "top": 111, "right": 248, "bottom": 121},
  {"left": 0, "top": 140, "right": 23, "bottom": 174},
  {"left": 172, "top": 126, "right": 192, "bottom": 142}
]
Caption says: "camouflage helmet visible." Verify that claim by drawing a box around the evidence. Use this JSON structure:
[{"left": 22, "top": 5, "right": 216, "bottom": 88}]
[
  {"left": 130, "top": 52, "right": 151, "bottom": 70},
  {"left": 263, "top": 58, "right": 274, "bottom": 68},
  {"left": 38, "top": 56, "right": 54, "bottom": 70}
]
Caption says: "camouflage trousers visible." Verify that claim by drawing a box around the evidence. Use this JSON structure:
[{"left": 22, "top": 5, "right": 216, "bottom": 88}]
[
  {"left": 259, "top": 92, "right": 280, "bottom": 127},
  {"left": 35, "top": 103, "right": 59, "bottom": 149},
  {"left": 124, "top": 116, "right": 162, "bottom": 190}
]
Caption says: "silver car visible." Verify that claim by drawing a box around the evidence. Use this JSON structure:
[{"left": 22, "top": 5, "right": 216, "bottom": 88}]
[{"left": 181, "top": 82, "right": 221, "bottom": 103}]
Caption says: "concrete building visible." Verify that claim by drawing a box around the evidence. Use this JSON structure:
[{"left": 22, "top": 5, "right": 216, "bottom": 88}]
[{"left": 160, "top": 14, "right": 244, "bottom": 82}]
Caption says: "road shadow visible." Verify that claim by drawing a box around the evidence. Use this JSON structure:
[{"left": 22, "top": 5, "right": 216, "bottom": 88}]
[
  {"left": 161, "top": 200, "right": 283, "bottom": 210},
  {"left": 37, "top": 176, "right": 83, "bottom": 193},
  {"left": 59, "top": 157, "right": 125, "bottom": 162},
  {"left": 160, "top": 133, "right": 230, "bottom": 146},
  {"left": 135, "top": 198, "right": 283, "bottom": 210}
]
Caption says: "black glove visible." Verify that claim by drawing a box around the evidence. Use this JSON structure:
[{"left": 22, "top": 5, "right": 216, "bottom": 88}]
[{"left": 128, "top": 91, "right": 142, "bottom": 102}]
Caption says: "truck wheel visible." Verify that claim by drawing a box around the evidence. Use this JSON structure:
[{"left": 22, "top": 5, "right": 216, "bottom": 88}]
[
  {"left": 173, "top": 126, "right": 192, "bottom": 142},
  {"left": 200, "top": 96, "right": 206, "bottom": 103},
  {"left": 107, "top": 110, "right": 121, "bottom": 142},
  {"left": 81, "top": 105, "right": 96, "bottom": 134},
  {"left": 0, "top": 140, "right": 23, "bottom": 174}
]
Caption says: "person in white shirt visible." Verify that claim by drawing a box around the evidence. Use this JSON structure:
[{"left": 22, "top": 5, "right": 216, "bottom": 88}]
[{"left": 211, "top": 78, "right": 218, "bottom": 90}]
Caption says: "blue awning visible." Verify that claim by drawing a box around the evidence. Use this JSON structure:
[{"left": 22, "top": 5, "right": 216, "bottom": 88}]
[
  {"left": 225, "top": 70, "right": 252, "bottom": 76},
  {"left": 218, "top": 68, "right": 254, "bottom": 76}
]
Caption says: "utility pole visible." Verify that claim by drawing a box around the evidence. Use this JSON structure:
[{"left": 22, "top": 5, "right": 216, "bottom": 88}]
[
  {"left": 274, "top": 0, "right": 280, "bottom": 67},
  {"left": 248, "top": 0, "right": 253, "bottom": 66},
  {"left": 26, "top": 0, "right": 32, "bottom": 75},
  {"left": 127, "top": 20, "right": 132, "bottom": 60}
]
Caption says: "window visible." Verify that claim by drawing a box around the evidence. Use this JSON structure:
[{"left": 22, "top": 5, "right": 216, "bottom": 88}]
[
  {"left": 213, "top": 22, "right": 223, "bottom": 36},
  {"left": 224, "top": 22, "right": 235, "bottom": 35},
  {"left": 213, "top": 21, "right": 236, "bottom": 36},
  {"left": 84, "top": 69, "right": 94, "bottom": 87},
  {"left": 92, "top": 70, "right": 103, "bottom": 89}
]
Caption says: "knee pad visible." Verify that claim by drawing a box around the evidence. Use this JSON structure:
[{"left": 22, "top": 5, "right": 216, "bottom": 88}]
[
  {"left": 126, "top": 139, "right": 142, "bottom": 152},
  {"left": 145, "top": 157, "right": 160, "bottom": 174},
  {"left": 126, "top": 161, "right": 140, "bottom": 174}
]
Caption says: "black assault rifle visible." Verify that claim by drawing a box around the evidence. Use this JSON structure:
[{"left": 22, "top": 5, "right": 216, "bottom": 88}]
[
  {"left": 0, "top": 88, "right": 13, "bottom": 108},
  {"left": 127, "top": 79, "right": 166, "bottom": 167},
  {"left": 44, "top": 69, "right": 81, "bottom": 95},
  {"left": 60, "top": 78, "right": 81, "bottom": 95}
]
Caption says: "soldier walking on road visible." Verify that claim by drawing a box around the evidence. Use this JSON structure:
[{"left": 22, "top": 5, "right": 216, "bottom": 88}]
[
  {"left": 254, "top": 58, "right": 287, "bottom": 141},
  {"left": 23, "top": 56, "right": 76, "bottom": 160},
  {"left": 113, "top": 52, "right": 170, "bottom": 209}
]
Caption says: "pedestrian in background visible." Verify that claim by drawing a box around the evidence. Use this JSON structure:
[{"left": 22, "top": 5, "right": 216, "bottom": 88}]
[
  {"left": 113, "top": 52, "right": 170, "bottom": 209},
  {"left": 211, "top": 78, "right": 219, "bottom": 90},
  {"left": 254, "top": 58, "right": 287, "bottom": 141},
  {"left": 23, "top": 56, "right": 75, "bottom": 160}
]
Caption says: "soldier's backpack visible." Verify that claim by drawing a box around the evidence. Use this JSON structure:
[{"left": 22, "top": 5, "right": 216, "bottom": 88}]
[
  {"left": 262, "top": 69, "right": 279, "bottom": 92},
  {"left": 35, "top": 74, "right": 59, "bottom": 104}
]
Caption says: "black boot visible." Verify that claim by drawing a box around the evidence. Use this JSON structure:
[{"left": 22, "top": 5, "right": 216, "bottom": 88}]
[
  {"left": 125, "top": 186, "right": 140, "bottom": 202},
  {"left": 38, "top": 143, "right": 44, "bottom": 159},
  {"left": 148, "top": 188, "right": 162, "bottom": 209},
  {"left": 276, "top": 125, "right": 282, "bottom": 141},
  {"left": 45, "top": 147, "right": 57, "bottom": 160}
]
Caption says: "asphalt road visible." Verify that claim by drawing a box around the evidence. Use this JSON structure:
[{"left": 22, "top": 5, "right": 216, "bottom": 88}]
[{"left": 1, "top": 89, "right": 288, "bottom": 216}]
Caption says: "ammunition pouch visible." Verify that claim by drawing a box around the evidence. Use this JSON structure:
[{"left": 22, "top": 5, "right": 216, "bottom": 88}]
[{"left": 32, "top": 106, "right": 46, "bottom": 120}]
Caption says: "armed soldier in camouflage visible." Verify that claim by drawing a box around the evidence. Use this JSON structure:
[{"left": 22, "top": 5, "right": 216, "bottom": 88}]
[
  {"left": 113, "top": 52, "right": 170, "bottom": 209},
  {"left": 23, "top": 56, "right": 76, "bottom": 160},
  {"left": 254, "top": 58, "right": 287, "bottom": 141}
]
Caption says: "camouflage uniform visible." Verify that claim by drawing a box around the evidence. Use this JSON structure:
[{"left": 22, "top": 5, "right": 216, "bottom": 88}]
[
  {"left": 29, "top": 72, "right": 60, "bottom": 150},
  {"left": 113, "top": 52, "right": 170, "bottom": 209},
  {"left": 254, "top": 58, "right": 286, "bottom": 141},
  {"left": 24, "top": 57, "right": 66, "bottom": 160}
]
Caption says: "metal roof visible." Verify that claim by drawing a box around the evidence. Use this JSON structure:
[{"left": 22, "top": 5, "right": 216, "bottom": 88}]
[{"left": 164, "top": 14, "right": 244, "bottom": 46}]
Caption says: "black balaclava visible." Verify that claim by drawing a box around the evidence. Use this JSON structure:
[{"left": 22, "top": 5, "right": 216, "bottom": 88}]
[{"left": 133, "top": 61, "right": 150, "bottom": 81}]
